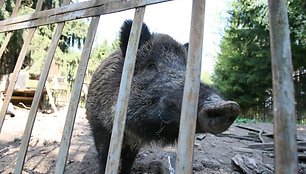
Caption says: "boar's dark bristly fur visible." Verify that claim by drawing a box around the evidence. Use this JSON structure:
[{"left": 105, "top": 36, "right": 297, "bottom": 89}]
[{"left": 86, "top": 20, "right": 239, "bottom": 174}]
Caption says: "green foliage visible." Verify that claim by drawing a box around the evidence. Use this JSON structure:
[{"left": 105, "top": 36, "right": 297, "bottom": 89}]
[
  {"left": 201, "top": 71, "right": 213, "bottom": 85},
  {"left": 235, "top": 116, "right": 258, "bottom": 124},
  {"left": 0, "top": 0, "right": 91, "bottom": 85},
  {"left": 88, "top": 39, "right": 120, "bottom": 76},
  {"left": 213, "top": 0, "right": 272, "bottom": 115},
  {"left": 28, "top": 26, "right": 53, "bottom": 75},
  {"left": 58, "top": 51, "right": 80, "bottom": 87},
  {"left": 0, "top": 1, "right": 31, "bottom": 76},
  {"left": 27, "top": 19, "right": 89, "bottom": 75},
  {"left": 59, "top": 20, "right": 88, "bottom": 52},
  {"left": 214, "top": 0, "right": 306, "bottom": 119}
]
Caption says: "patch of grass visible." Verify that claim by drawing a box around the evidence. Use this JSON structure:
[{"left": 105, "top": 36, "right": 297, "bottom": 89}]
[
  {"left": 235, "top": 115, "right": 306, "bottom": 125},
  {"left": 235, "top": 116, "right": 258, "bottom": 124}
]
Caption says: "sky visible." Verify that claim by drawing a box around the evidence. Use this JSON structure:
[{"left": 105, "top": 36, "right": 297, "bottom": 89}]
[{"left": 93, "top": 0, "right": 233, "bottom": 74}]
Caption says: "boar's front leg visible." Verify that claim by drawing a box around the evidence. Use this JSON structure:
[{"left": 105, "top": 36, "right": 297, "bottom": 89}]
[
  {"left": 119, "top": 140, "right": 139, "bottom": 174},
  {"left": 93, "top": 128, "right": 138, "bottom": 174},
  {"left": 91, "top": 126, "right": 110, "bottom": 174}
]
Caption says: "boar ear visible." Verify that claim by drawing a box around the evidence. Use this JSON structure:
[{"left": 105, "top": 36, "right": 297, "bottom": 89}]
[
  {"left": 183, "top": 43, "right": 189, "bottom": 51},
  {"left": 120, "top": 20, "right": 151, "bottom": 57}
]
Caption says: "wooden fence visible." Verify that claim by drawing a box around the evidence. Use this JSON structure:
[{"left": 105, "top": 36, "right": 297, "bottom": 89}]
[{"left": 0, "top": 0, "right": 297, "bottom": 173}]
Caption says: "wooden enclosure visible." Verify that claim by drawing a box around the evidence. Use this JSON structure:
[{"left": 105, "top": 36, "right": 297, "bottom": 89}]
[{"left": 0, "top": 0, "right": 297, "bottom": 174}]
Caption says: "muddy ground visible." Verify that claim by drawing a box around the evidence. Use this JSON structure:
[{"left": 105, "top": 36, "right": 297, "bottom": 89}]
[{"left": 0, "top": 107, "right": 305, "bottom": 174}]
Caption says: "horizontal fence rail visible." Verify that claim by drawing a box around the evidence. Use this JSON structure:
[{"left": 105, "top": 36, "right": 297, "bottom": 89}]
[{"left": 0, "top": 0, "right": 173, "bottom": 33}]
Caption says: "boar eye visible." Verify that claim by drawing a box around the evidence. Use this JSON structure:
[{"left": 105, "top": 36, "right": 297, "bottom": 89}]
[{"left": 147, "top": 62, "right": 158, "bottom": 71}]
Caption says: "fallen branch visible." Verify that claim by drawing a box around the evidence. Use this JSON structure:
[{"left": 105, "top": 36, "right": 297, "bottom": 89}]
[
  {"left": 236, "top": 125, "right": 272, "bottom": 134},
  {"left": 258, "top": 128, "right": 265, "bottom": 143},
  {"left": 217, "top": 133, "right": 261, "bottom": 142}
]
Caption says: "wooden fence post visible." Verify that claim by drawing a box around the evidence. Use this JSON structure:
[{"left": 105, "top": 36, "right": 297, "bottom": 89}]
[
  {"left": 13, "top": 1, "right": 70, "bottom": 173},
  {"left": 268, "top": 0, "right": 298, "bottom": 173},
  {"left": 175, "top": 0, "right": 205, "bottom": 173},
  {"left": 104, "top": 7, "right": 146, "bottom": 174},
  {"left": 0, "top": 0, "right": 43, "bottom": 134},
  {"left": 54, "top": 15, "right": 100, "bottom": 174}
]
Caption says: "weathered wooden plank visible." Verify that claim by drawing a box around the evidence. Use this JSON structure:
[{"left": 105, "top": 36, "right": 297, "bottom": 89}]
[
  {"left": 10, "top": 96, "right": 34, "bottom": 101},
  {"left": 236, "top": 124, "right": 272, "bottom": 134},
  {"left": 12, "top": 2, "right": 70, "bottom": 170},
  {"left": 216, "top": 133, "right": 261, "bottom": 142},
  {"left": 268, "top": 0, "right": 298, "bottom": 173},
  {"left": 54, "top": 15, "right": 100, "bottom": 174},
  {"left": 0, "top": 0, "right": 173, "bottom": 33},
  {"left": 104, "top": 7, "right": 146, "bottom": 174},
  {"left": 0, "top": 0, "right": 22, "bottom": 59},
  {"left": 0, "top": 0, "right": 112, "bottom": 27},
  {"left": 175, "top": 0, "right": 205, "bottom": 173},
  {"left": 11, "top": 1, "right": 47, "bottom": 173},
  {"left": 0, "top": 0, "right": 43, "bottom": 134}
]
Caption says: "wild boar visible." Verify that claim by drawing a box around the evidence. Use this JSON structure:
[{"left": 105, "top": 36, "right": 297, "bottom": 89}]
[{"left": 86, "top": 20, "right": 239, "bottom": 174}]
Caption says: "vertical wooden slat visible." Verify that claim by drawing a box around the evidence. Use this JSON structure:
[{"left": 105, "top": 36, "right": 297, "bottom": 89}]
[
  {"left": 0, "top": 0, "right": 22, "bottom": 104},
  {"left": 54, "top": 16, "right": 100, "bottom": 174},
  {"left": 175, "top": 0, "right": 205, "bottom": 173},
  {"left": 268, "top": 0, "right": 298, "bottom": 173},
  {"left": 13, "top": 0, "right": 70, "bottom": 173},
  {"left": 0, "top": 0, "right": 43, "bottom": 133},
  {"left": 0, "top": 0, "right": 22, "bottom": 58},
  {"left": 104, "top": 7, "right": 146, "bottom": 174}
]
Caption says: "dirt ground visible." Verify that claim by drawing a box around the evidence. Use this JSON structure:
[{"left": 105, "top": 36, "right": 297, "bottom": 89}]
[{"left": 0, "top": 107, "right": 305, "bottom": 174}]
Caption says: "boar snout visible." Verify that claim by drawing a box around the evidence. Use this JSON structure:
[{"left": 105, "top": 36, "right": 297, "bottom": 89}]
[{"left": 197, "top": 98, "right": 240, "bottom": 134}]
